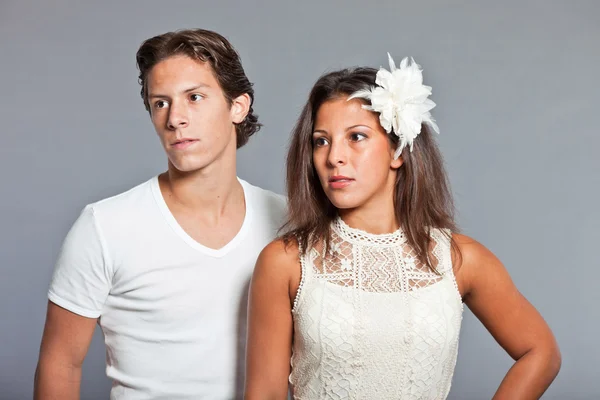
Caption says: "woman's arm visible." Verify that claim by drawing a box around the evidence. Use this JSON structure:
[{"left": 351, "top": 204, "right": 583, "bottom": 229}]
[
  {"left": 454, "top": 234, "right": 561, "bottom": 400},
  {"left": 244, "top": 239, "right": 300, "bottom": 400}
]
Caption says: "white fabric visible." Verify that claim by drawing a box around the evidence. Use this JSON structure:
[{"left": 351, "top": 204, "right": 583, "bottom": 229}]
[
  {"left": 289, "top": 218, "right": 463, "bottom": 399},
  {"left": 348, "top": 54, "right": 440, "bottom": 158},
  {"left": 48, "top": 176, "right": 286, "bottom": 400}
]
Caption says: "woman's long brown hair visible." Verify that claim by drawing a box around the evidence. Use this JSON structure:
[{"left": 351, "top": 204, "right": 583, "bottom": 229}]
[{"left": 282, "top": 67, "right": 459, "bottom": 272}]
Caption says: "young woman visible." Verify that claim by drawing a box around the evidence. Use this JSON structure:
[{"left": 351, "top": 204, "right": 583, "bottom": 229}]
[{"left": 245, "top": 55, "right": 561, "bottom": 399}]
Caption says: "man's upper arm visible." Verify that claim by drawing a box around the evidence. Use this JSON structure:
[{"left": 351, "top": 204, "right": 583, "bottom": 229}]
[
  {"left": 39, "top": 301, "right": 98, "bottom": 368},
  {"left": 37, "top": 204, "right": 113, "bottom": 375},
  {"left": 48, "top": 205, "right": 113, "bottom": 318}
]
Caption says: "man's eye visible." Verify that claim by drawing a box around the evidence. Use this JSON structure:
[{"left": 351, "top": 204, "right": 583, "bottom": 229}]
[
  {"left": 190, "top": 94, "right": 203, "bottom": 102},
  {"left": 155, "top": 100, "right": 168, "bottom": 109}
]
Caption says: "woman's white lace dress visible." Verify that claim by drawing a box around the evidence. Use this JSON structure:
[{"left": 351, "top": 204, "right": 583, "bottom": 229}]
[{"left": 289, "top": 218, "right": 463, "bottom": 399}]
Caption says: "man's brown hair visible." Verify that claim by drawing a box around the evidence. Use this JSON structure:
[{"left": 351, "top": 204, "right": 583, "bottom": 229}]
[{"left": 136, "top": 29, "right": 260, "bottom": 148}]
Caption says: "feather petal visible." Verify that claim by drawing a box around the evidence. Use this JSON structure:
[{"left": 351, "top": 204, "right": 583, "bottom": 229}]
[{"left": 347, "top": 53, "right": 439, "bottom": 153}]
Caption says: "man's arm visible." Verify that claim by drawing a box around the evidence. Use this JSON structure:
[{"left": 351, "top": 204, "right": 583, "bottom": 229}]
[
  {"left": 35, "top": 205, "right": 112, "bottom": 399},
  {"left": 34, "top": 301, "right": 98, "bottom": 400}
]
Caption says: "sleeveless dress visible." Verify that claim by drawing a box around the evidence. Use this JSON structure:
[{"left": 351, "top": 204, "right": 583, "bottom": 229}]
[{"left": 289, "top": 218, "right": 463, "bottom": 399}]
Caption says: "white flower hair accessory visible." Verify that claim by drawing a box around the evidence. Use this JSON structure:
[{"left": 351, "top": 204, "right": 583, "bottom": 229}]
[{"left": 348, "top": 53, "right": 440, "bottom": 159}]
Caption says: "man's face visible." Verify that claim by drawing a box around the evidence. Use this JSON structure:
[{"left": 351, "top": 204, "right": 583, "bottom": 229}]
[{"left": 147, "top": 55, "right": 248, "bottom": 173}]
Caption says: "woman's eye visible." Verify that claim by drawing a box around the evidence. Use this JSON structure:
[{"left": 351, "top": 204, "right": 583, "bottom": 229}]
[
  {"left": 190, "top": 94, "right": 203, "bottom": 102},
  {"left": 350, "top": 132, "right": 367, "bottom": 142},
  {"left": 154, "top": 100, "right": 169, "bottom": 109},
  {"left": 313, "top": 137, "right": 329, "bottom": 147}
]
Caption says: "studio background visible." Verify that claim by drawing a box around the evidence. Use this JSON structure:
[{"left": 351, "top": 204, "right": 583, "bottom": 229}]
[{"left": 1, "top": 1, "right": 598, "bottom": 399}]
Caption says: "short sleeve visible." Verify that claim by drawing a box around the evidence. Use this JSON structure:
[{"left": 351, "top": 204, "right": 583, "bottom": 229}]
[{"left": 48, "top": 205, "right": 113, "bottom": 318}]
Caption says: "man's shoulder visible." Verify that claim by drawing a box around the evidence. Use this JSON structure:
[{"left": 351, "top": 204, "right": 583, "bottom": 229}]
[
  {"left": 86, "top": 176, "right": 157, "bottom": 219},
  {"left": 241, "top": 179, "right": 287, "bottom": 226},
  {"left": 242, "top": 179, "right": 286, "bottom": 209}
]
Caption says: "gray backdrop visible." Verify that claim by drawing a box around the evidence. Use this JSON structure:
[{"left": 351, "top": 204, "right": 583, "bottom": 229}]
[{"left": 1, "top": 0, "right": 598, "bottom": 399}]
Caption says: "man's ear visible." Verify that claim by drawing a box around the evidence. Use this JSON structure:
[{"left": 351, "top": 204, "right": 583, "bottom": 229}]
[{"left": 230, "top": 93, "right": 251, "bottom": 124}]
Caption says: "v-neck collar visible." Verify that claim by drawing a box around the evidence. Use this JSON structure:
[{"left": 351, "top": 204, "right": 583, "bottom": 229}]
[{"left": 150, "top": 175, "right": 253, "bottom": 258}]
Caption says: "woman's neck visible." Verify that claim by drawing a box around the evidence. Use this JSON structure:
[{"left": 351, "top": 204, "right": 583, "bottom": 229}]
[{"left": 338, "top": 206, "right": 399, "bottom": 235}]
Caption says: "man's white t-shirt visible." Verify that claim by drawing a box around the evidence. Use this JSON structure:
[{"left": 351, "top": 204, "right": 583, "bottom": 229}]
[{"left": 48, "top": 176, "right": 287, "bottom": 399}]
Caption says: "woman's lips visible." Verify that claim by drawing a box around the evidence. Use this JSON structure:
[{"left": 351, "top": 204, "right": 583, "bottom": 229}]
[{"left": 328, "top": 176, "right": 354, "bottom": 189}]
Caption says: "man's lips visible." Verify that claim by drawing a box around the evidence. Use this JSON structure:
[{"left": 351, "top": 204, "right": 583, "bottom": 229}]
[{"left": 171, "top": 138, "right": 198, "bottom": 149}]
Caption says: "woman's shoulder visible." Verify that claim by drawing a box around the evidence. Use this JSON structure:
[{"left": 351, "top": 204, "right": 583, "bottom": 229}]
[
  {"left": 450, "top": 233, "right": 495, "bottom": 266},
  {"left": 255, "top": 237, "right": 301, "bottom": 277},
  {"left": 449, "top": 232, "right": 506, "bottom": 297},
  {"left": 254, "top": 237, "right": 303, "bottom": 302},
  {"left": 259, "top": 236, "right": 300, "bottom": 260}
]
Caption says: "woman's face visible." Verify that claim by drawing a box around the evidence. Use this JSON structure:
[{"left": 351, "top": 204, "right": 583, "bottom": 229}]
[{"left": 312, "top": 96, "right": 403, "bottom": 214}]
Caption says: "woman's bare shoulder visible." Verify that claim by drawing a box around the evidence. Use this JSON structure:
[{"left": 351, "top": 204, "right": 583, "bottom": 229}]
[
  {"left": 252, "top": 237, "right": 303, "bottom": 304},
  {"left": 254, "top": 237, "right": 301, "bottom": 280}
]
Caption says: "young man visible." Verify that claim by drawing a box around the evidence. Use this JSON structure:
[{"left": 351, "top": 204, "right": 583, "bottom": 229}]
[{"left": 34, "top": 29, "right": 286, "bottom": 399}]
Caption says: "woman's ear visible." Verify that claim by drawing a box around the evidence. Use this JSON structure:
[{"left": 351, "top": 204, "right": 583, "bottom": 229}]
[{"left": 391, "top": 155, "right": 403, "bottom": 170}]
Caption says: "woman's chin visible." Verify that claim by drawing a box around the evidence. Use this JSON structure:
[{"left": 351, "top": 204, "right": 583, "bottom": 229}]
[{"left": 327, "top": 196, "right": 363, "bottom": 211}]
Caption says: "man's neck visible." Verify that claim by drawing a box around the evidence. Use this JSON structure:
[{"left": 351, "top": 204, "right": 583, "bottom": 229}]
[
  {"left": 157, "top": 151, "right": 247, "bottom": 249},
  {"left": 159, "top": 158, "right": 243, "bottom": 219}
]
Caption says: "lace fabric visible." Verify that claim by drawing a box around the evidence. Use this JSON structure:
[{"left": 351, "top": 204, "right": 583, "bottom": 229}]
[{"left": 289, "top": 218, "right": 463, "bottom": 399}]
